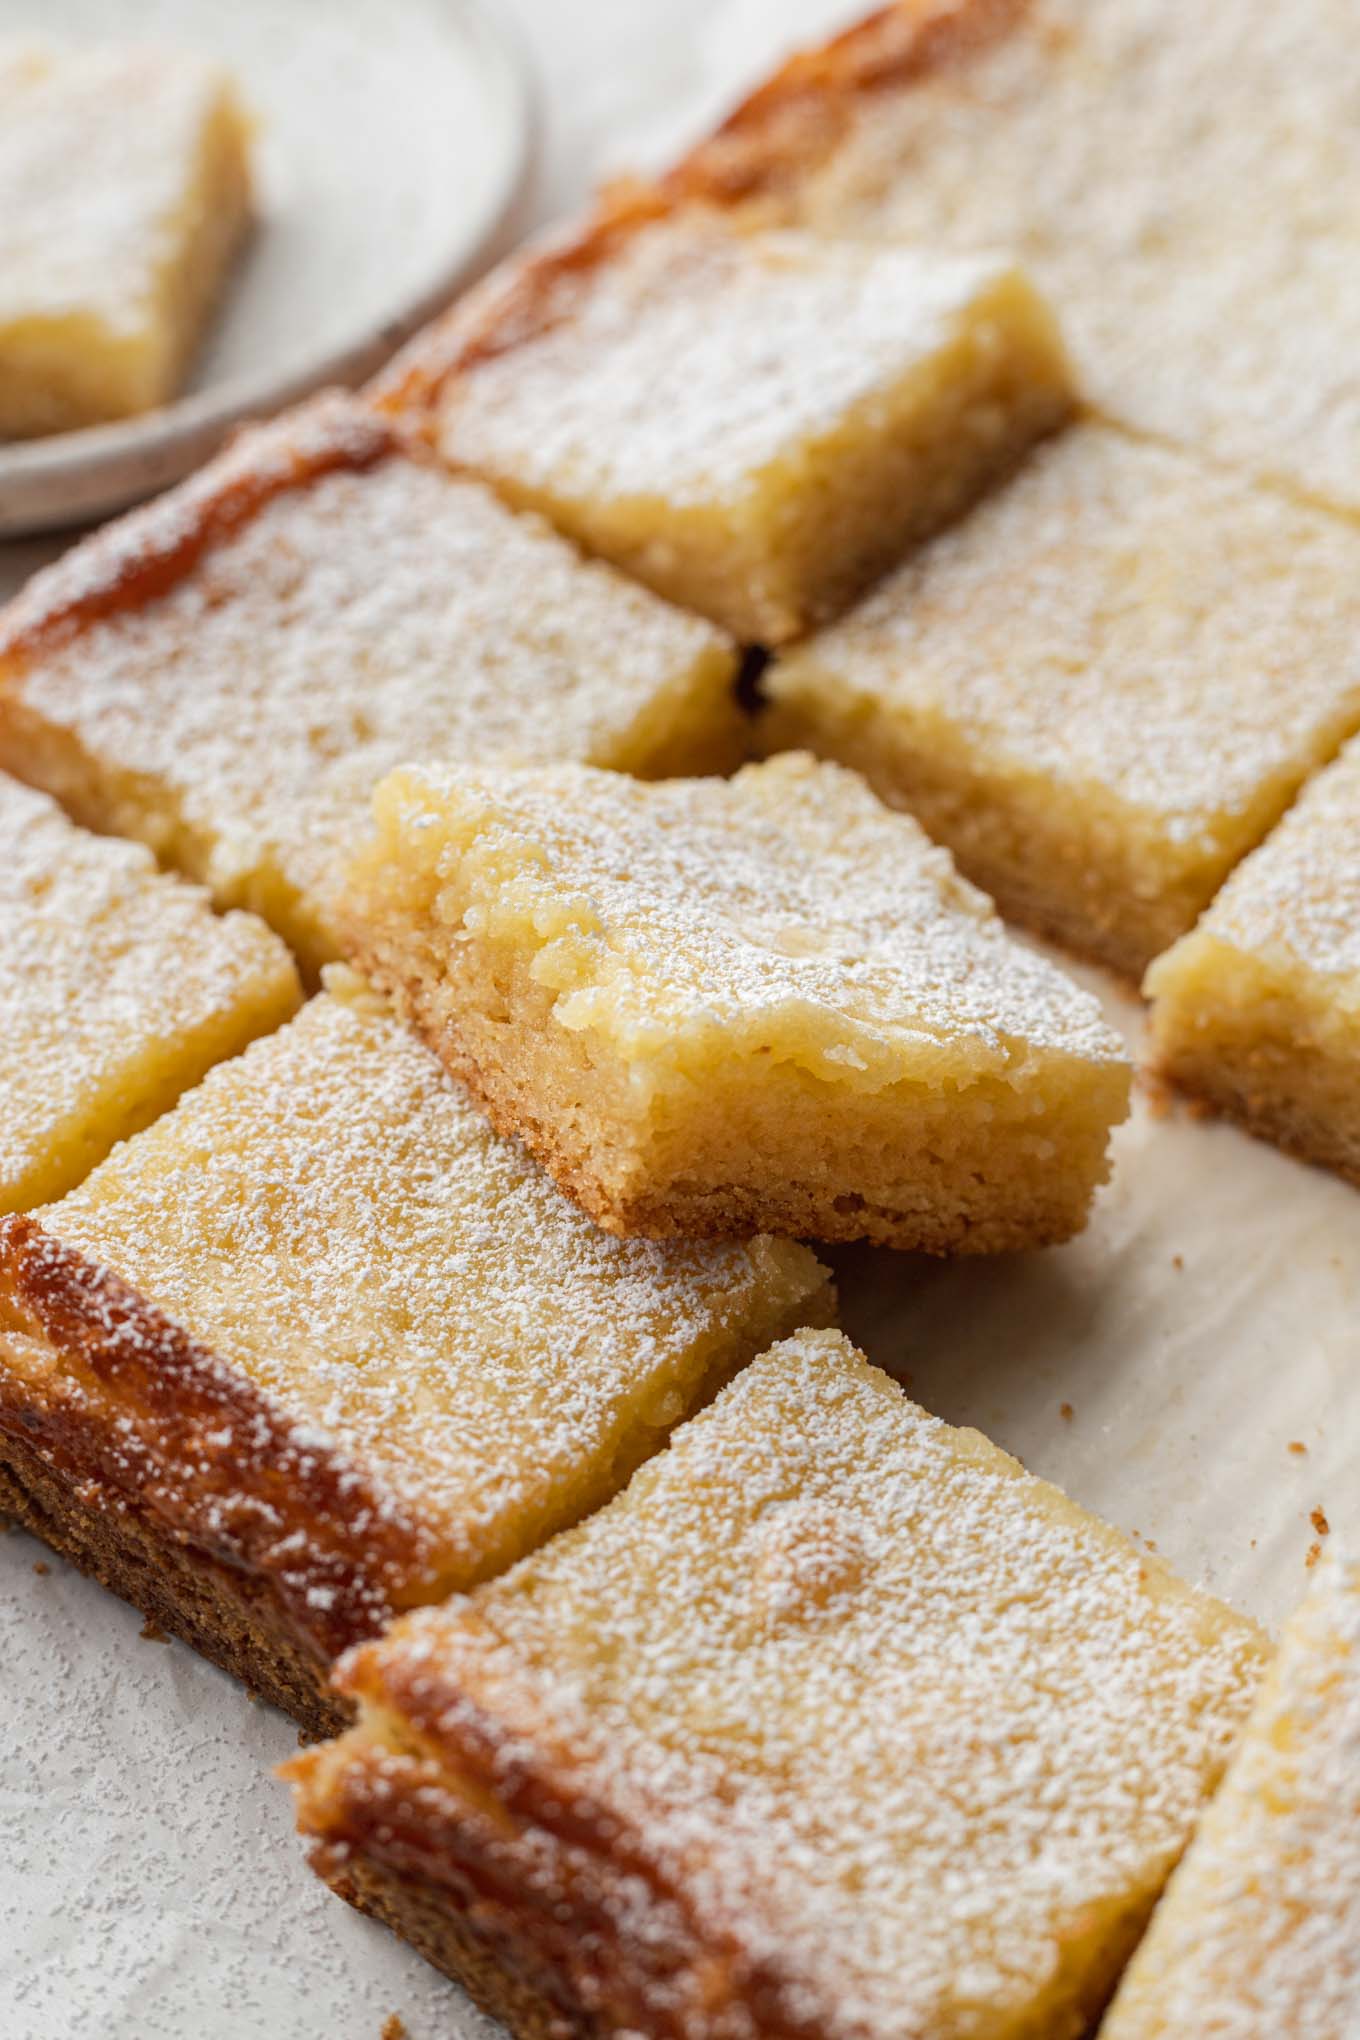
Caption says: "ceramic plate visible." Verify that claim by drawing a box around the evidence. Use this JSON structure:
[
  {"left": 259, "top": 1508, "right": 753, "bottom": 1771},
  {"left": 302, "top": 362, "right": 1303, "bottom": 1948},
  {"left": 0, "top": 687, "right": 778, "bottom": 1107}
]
[{"left": 0, "top": 0, "right": 531, "bottom": 536}]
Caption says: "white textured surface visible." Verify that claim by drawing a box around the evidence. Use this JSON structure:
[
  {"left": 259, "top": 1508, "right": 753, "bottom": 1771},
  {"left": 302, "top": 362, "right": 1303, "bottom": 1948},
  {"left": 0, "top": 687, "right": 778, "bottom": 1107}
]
[{"left": 3, "top": 4, "right": 1359, "bottom": 2038}]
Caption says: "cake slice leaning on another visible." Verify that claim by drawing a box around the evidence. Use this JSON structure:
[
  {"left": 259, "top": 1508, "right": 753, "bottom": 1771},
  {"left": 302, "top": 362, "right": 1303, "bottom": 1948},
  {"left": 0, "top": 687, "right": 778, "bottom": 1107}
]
[
  {"left": 0, "top": 972, "right": 829, "bottom": 1735},
  {"left": 289, "top": 1328, "right": 1266, "bottom": 2040},
  {"left": 1100, "top": 1541, "right": 1360, "bottom": 2040},
  {"left": 340, "top": 752, "right": 1131, "bottom": 1251}
]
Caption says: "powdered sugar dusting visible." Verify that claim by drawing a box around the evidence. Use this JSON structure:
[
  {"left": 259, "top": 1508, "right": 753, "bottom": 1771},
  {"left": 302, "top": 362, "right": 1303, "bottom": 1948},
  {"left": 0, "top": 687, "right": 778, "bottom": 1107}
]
[
  {"left": 2, "top": 450, "right": 729, "bottom": 962},
  {"left": 791, "top": 0, "right": 1360, "bottom": 511},
  {"left": 0, "top": 42, "right": 242, "bottom": 332},
  {"left": 437, "top": 217, "right": 1034, "bottom": 504},
  {"left": 40, "top": 979, "right": 825, "bottom": 1585},
  {"left": 1102, "top": 1542, "right": 1360, "bottom": 2038},
  {"left": 1191, "top": 734, "right": 1360, "bottom": 987},
  {"left": 381, "top": 753, "right": 1125, "bottom": 1071},
  {"left": 354, "top": 1330, "right": 1265, "bottom": 2040},
  {"left": 0, "top": 772, "right": 296, "bottom": 1211},
  {"left": 775, "top": 426, "right": 1360, "bottom": 830}
]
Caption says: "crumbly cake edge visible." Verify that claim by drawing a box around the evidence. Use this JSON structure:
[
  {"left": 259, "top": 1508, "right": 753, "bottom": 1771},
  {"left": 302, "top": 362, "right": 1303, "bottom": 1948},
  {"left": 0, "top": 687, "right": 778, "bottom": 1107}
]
[
  {"left": 0, "top": 1212, "right": 437, "bottom": 1675},
  {"left": 368, "top": 0, "right": 1026, "bottom": 424}
]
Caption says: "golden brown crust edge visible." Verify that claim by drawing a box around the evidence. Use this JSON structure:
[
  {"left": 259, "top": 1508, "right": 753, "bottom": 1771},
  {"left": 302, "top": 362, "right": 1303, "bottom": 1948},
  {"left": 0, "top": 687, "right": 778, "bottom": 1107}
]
[
  {"left": 0, "top": 391, "right": 399, "bottom": 672},
  {"left": 0, "top": 1214, "right": 437, "bottom": 1678},
  {"left": 370, "top": 0, "right": 1028, "bottom": 425},
  {"left": 0, "top": 1423, "right": 347, "bottom": 1739},
  {"left": 289, "top": 1642, "right": 821, "bottom": 2040}
]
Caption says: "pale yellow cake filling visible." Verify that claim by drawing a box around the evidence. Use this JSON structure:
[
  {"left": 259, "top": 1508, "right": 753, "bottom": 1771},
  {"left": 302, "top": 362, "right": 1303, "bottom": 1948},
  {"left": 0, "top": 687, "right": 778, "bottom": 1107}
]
[
  {"left": 0, "top": 42, "right": 253, "bottom": 436},
  {"left": 0, "top": 771, "right": 299, "bottom": 1214},
  {"left": 433, "top": 218, "right": 1072, "bottom": 642}
]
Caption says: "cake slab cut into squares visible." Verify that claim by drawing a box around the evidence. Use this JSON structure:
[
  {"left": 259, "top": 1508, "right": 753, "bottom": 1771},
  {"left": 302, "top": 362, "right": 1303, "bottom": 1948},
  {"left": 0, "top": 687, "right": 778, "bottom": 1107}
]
[
  {"left": 423, "top": 213, "right": 1073, "bottom": 643},
  {"left": 0, "top": 769, "right": 299, "bottom": 1215},
  {"left": 1145, "top": 733, "right": 1360, "bottom": 1183},
  {"left": 289, "top": 1328, "right": 1266, "bottom": 2040},
  {"left": 0, "top": 393, "right": 741, "bottom": 977},
  {"left": 1101, "top": 1541, "right": 1360, "bottom": 2040},
  {"left": 341, "top": 751, "right": 1131, "bottom": 1250},
  {"left": 765, "top": 425, "right": 1360, "bottom": 978},
  {"left": 0, "top": 972, "right": 829, "bottom": 1734},
  {"left": 0, "top": 40, "right": 253, "bottom": 436},
  {"left": 713, "top": 0, "right": 1360, "bottom": 517}
]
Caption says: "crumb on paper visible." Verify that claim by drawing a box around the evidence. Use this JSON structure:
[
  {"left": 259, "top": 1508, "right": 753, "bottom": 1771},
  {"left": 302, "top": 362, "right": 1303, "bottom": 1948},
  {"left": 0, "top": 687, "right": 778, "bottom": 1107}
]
[
  {"left": 1288, "top": 1440, "right": 1309, "bottom": 1456},
  {"left": 381, "top": 2018, "right": 408, "bottom": 2040},
  {"left": 1171, "top": 1252, "right": 1184, "bottom": 1271},
  {"left": 140, "top": 1614, "right": 169, "bottom": 1643},
  {"left": 1311, "top": 1506, "right": 1330, "bottom": 1538},
  {"left": 1059, "top": 1401, "right": 1074, "bottom": 1422},
  {"left": 1306, "top": 1541, "right": 1323, "bottom": 1569},
  {"left": 32, "top": 1559, "right": 49, "bottom": 1576}
]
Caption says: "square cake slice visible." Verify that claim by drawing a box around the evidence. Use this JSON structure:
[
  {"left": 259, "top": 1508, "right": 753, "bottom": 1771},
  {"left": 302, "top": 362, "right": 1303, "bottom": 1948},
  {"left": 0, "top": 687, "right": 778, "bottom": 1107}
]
[
  {"left": 0, "top": 770, "right": 299, "bottom": 1214},
  {"left": 1101, "top": 1542, "right": 1359, "bottom": 2040},
  {"left": 689, "top": 0, "right": 1360, "bottom": 518},
  {"left": 0, "top": 42, "right": 252, "bottom": 436},
  {"left": 0, "top": 973, "right": 829, "bottom": 1735},
  {"left": 288, "top": 1328, "right": 1266, "bottom": 2040},
  {"left": 1145, "top": 734, "right": 1360, "bottom": 1182},
  {"left": 421, "top": 214, "right": 1072, "bottom": 643},
  {"left": 0, "top": 394, "right": 741, "bottom": 976},
  {"left": 765, "top": 426, "right": 1360, "bottom": 978},
  {"left": 341, "top": 752, "right": 1130, "bottom": 1250}
]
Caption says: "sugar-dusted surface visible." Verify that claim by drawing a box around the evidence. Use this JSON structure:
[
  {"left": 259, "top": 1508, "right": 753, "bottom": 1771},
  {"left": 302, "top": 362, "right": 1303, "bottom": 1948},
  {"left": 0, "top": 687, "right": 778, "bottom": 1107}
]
[
  {"left": 0, "top": 413, "right": 735, "bottom": 968},
  {"left": 435, "top": 217, "right": 1055, "bottom": 505},
  {"left": 1169, "top": 735, "right": 1360, "bottom": 987},
  {"left": 366, "top": 753, "right": 1124, "bottom": 1076},
  {"left": 0, "top": 771, "right": 298, "bottom": 1213},
  {"left": 769, "top": 426, "right": 1360, "bottom": 834},
  {"left": 309, "top": 1331, "right": 1264, "bottom": 2040},
  {"left": 37, "top": 975, "right": 826, "bottom": 1596},
  {"left": 0, "top": 41, "right": 243, "bottom": 333},
  {"left": 785, "top": 0, "right": 1360, "bottom": 511},
  {"left": 1101, "top": 1543, "right": 1360, "bottom": 2039}
]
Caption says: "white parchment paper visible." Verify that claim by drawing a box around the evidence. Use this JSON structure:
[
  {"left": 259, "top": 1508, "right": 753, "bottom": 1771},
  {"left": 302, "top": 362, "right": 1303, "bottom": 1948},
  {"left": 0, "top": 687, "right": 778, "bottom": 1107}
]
[{"left": 3, "top": 4, "right": 1355, "bottom": 2035}]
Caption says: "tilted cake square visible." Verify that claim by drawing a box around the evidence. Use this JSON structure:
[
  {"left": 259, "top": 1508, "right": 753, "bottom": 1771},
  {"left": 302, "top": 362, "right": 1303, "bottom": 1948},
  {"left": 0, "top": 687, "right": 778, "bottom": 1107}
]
[
  {"left": 0, "top": 41, "right": 252, "bottom": 436},
  {"left": 1101, "top": 1541, "right": 1360, "bottom": 2040},
  {"left": 0, "top": 770, "right": 299, "bottom": 1214},
  {"left": 1145, "top": 733, "right": 1360, "bottom": 1183},
  {"left": 289, "top": 1328, "right": 1265, "bottom": 2040},
  {"left": 421, "top": 214, "right": 1072, "bottom": 643},
  {"left": 0, "top": 973, "right": 828, "bottom": 1734},
  {"left": 0, "top": 394, "right": 741, "bottom": 976},
  {"left": 765, "top": 426, "right": 1360, "bottom": 977},
  {"left": 689, "top": 0, "right": 1360, "bottom": 518},
  {"left": 341, "top": 752, "right": 1130, "bottom": 1250}
]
